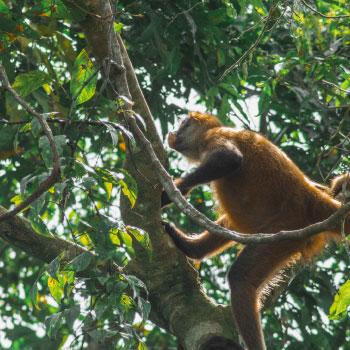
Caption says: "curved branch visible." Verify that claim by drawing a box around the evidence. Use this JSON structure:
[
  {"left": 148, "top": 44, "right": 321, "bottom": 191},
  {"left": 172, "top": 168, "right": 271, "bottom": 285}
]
[
  {"left": 128, "top": 114, "right": 350, "bottom": 244},
  {"left": 0, "top": 66, "right": 61, "bottom": 222},
  {"left": 300, "top": 0, "right": 350, "bottom": 19}
]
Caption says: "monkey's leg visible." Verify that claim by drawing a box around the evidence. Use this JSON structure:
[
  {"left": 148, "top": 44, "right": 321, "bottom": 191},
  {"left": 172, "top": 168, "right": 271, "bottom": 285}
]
[
  {"left": 163, "top": 215, "right": 235, "bottom": 260},
  {"left": 228, "top": 241, "right": 303, "bottom": 350}
]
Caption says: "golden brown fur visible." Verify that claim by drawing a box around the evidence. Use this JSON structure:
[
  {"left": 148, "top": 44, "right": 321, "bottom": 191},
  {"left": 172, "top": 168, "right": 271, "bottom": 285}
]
[{"left": 162, "top": 112, "right": 350, "bottom": 350}]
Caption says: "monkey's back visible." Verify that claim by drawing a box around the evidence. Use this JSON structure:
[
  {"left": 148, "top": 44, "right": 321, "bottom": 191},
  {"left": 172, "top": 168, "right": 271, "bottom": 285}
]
[{"left": 209, "top": 129, "right": 339, "bottom": 238}]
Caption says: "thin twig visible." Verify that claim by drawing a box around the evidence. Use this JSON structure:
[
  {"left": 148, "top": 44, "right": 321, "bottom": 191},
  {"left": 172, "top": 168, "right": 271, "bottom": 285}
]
[
  {"left": 322, "top": 80, "right": 350, "bottom": 95},
  {"left": 300, "top": 0, "right": 350, "bottom": 19},
  {"left": 0, "top": 65, "right": 61, "bottom": 222},
  {"left": 219, "top": 0, "right": 282, "bottom": 80},
  {"left": 0, "top": 117, "right": 118, "bottom": 128},
  {"left": 166, "top": 1, "right": 204, "bottom": 28}
]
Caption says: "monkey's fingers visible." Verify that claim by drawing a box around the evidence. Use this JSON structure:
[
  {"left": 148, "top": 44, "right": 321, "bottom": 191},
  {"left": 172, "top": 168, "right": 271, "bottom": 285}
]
[{"left": 161, "top": 220, "right": 178, "bottom": 237}]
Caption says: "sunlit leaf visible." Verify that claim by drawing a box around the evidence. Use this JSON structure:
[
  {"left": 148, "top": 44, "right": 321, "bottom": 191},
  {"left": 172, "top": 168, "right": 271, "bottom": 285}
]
[
  {"left": 70, "top": 49, "right": 97, "bottom": 105},
  {"left": 109, "top": 228, "right": 121, "bottom": 246},
  {"left": 126, "top": 226, "right": 151, "bottom": 250},
  {"left": 114, "top": 22, "right": 123, "bottom": 33},
  {"left": 329, "top": 280, "right": 350, "bottom": 320},
  {"left": 104, "top": 181, "right": 113, "bottom": 200},
  {"left": 119, "top": 230, "right": 133, "bottom": 249},
  {"left": 138, "top": 342, "right": 148, "bottom": 350},
  {"left": 48, "top": 276, "right": 64, "bottom": 303}
]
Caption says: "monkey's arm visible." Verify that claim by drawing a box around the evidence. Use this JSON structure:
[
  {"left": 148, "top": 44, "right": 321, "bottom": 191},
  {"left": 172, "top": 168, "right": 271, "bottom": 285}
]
[
  {"left": 162, "top": 215, "right": 235, "bottom": 260},
  {"left": 162, "top": 146, "right": 242, "bottom": 206}
]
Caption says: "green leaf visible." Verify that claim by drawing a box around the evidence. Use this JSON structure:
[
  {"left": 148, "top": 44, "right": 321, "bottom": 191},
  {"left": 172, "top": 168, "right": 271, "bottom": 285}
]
[
  {"left": 114, "top": 22, "right": 123, "bottom": 33},
  {"left": 109, "top": 228, "right": 121, "bottom": 246},
  {"left": 47, "top": 256, "right": 60, "bottom": 280},
  {"left": 12, "top": 71, "right": 51, "bottom": 97},
  {"left": 138, "top": 342, "right": 148, "bottom": 350},
  {"left": 39, "top": 134, "right": 67, "bottom": 167},
  {"left": 63, "top": 305, "right": 80, "bottom": 331},
  {"left": 70, "top": 49, "right": 97, "bottom": 105},
  {"left": 103, "top": 122, "right": 119, "bottom": 146},
  {"left": 0, "top": 0, "right": 9, "bottom": 14},
  {"left": 58, "top": 270, "right": 75, "bottom": 286},
  {"left": 138, "top": 297, "right": 151, "bottom": 321},
  {"left": 119, "top": 178, "right": 137, "bottom": 207},
  {"left": 30, "top": 265, "right": 46, "bottom": 310},
  {"left": 48, "top": 276, "right": 64, "bottom": 303},
  {"left": 104, "top": 181, "right": 113, "bottom": 199},
  {"left": 258, "top": 82, "right": 272, "bottom": 115},
  {"left": 119, "top": 230, "right": 133, "bottom": 249},
  {"left": 45, "top": 312, "right": 64, "bottom": 338},
  {"left": 125, "top": 274, "right": 147, "bottom": 293},
  {"left": 329, "top": 280, "right": 350, "bottom": 320},
  {"left": 30, "top": 280, "right": 40, "bottom": 310},
  {"left": 119, "top": 293, "right": 134, "bottom": 312},
  {"left": 67, "top": 252, "right": 93, "bottom": 272},
  {"left": 117, "top": 169, "right": 137, "bottom": 207},
  {"left": 126, "top": 226, "right": 151, "bottom": 250}
]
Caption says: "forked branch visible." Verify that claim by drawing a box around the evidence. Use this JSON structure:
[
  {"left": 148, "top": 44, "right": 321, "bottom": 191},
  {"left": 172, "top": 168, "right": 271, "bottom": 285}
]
[{"left": 0, "top": 65, "right": 61, "bottom": 222}]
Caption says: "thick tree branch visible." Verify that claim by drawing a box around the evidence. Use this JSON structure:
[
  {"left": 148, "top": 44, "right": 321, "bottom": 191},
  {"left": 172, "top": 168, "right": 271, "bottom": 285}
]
[
  {"left": 67, "top": 1, "right": 239, "bottom": 348},
  {"left": 68, "top": 0, "right": 243, "bottom": 350},
  {"left": 0, "top": 66, "right": 61, "bottom": 222},
  {"left": 0, "top": 206, "right": 122, "bottom": 274}
]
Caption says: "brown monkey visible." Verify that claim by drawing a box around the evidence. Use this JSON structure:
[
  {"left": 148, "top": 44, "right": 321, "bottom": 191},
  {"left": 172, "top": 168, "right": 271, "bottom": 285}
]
[{"left": 161, "top": 111, "right": 350, "bottom": 350}]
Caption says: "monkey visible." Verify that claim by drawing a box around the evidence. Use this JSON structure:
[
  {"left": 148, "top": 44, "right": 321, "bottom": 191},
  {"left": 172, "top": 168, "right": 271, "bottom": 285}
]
[
  {"left": 161, "top": 111, "right": 350, "bottom": 350},
  {"left": 330, "top": 173, "right": 350, "bottom": 203}
]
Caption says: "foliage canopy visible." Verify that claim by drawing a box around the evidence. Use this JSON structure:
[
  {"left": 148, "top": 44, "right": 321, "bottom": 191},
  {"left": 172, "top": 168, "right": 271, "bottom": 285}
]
[{"left": 0, "top": 0, "right": 349, "bottom": 349}]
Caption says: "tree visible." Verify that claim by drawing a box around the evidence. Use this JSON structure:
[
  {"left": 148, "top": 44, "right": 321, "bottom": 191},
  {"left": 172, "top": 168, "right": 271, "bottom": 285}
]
[{"left": 0, "top": 0, "right": 349, "bottom": 349}]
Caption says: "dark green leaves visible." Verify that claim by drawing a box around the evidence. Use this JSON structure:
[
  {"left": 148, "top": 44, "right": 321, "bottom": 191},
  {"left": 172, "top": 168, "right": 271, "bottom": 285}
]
[
  {"left": 66, "top": 252, "right": 92, "bottom": 272},
  {"left": 0, "top": 0, "right": 9, "bottom": 14},
  {"left": 13, "top": 71, "right": 51, "bottom": 97}
]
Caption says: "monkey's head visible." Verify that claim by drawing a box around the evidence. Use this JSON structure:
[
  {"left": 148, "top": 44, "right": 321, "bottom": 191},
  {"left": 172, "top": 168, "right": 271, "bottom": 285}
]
[
  {"left": 331, "top": 173, "right": 350, "bottom": 202},
  {"left": 167, "top": 112, "right": 221, "bottom": 160}
]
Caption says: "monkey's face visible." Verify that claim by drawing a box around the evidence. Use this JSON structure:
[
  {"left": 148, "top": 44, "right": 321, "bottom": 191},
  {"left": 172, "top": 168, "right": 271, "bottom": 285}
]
[
  {"left": 168, "top": 117, "right": 193, "bottom": 151},
  {"left": 167, "top": 112, "right": 222, "bottom": 160},
  {"left": 331, "top": 174, "right": 350, "bottom": 203}
]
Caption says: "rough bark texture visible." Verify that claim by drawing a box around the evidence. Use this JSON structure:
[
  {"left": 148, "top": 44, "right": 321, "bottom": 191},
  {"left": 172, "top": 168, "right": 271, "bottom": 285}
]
[
  {"left": 0, "top": 1, "right": 239, "bottom": 349},
  {"left": 74, "top": 1, "right": 239, "bottom": 348}
]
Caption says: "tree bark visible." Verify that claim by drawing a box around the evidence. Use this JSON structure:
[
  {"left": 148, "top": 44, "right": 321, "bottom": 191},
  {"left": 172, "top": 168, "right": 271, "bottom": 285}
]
[{"left": 71, "top": 1, "right": 239, "bottom": 348}]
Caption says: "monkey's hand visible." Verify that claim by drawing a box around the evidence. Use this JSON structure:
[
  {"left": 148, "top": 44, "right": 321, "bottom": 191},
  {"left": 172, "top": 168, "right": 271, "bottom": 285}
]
[{"left": 161, "top": 220, "right": 178, "bottom": 239}]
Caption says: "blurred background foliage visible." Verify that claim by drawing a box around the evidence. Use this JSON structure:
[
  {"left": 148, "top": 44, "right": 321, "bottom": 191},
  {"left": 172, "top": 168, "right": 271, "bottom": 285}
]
[{"left": 0, "top": 0, "right": 349, "bottom": 349}]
